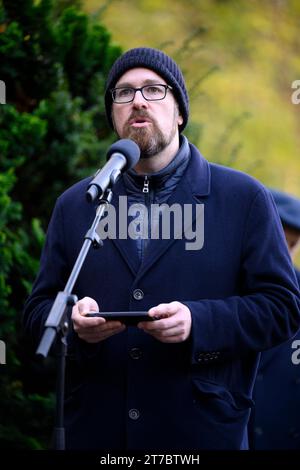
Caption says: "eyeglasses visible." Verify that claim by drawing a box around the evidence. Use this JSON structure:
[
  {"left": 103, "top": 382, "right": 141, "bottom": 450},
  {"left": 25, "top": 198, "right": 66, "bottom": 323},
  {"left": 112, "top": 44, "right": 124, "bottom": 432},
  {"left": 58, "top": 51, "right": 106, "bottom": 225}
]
[{"left": 111, "top": 84, "right": 173, "bottom": 104}]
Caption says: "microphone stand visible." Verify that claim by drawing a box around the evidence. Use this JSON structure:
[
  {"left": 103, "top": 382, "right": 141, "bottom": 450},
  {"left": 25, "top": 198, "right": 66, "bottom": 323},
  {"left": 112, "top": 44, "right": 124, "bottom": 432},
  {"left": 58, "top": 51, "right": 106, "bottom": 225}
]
[{"left": 36, "top": 187, "right": 113, "bottom": 450}]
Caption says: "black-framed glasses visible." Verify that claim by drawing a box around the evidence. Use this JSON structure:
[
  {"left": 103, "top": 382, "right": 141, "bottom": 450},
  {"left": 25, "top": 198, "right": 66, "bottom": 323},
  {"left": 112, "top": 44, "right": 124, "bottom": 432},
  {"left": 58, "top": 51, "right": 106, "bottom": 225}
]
[{"left": 111, "top": 84, "right": 173, "bottom": 104}]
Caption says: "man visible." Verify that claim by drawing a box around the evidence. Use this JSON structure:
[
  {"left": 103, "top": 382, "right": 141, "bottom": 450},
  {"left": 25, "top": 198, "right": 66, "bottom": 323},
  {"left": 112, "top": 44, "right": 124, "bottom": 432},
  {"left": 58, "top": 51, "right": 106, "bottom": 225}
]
[
  {"left": 23, "top": 47, "right": 300, "bottom": 450},
  {"left": 252, "top": 189, "right": 300, "bottom": 449}
]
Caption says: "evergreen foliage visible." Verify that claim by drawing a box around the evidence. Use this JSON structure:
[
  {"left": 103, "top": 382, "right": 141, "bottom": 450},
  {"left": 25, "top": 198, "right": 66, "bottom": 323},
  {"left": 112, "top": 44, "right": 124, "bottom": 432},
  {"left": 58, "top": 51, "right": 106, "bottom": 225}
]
[{"left": 0, "top": 0, "right": 120, "bottom": 448}]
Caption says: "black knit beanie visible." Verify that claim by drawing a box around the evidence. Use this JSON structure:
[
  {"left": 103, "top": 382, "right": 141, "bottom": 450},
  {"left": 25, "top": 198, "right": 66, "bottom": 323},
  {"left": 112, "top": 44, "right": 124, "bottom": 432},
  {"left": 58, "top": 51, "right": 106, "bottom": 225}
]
[{"left": 105, "top": 47, "right": 189, "bottom": 132}]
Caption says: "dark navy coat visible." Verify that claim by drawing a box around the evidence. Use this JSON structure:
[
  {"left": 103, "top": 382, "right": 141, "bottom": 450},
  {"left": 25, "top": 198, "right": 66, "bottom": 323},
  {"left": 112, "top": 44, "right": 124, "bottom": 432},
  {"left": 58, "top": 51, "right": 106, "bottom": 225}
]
[
  {"left": 23, "top": 142, "right": 300, "bottom": 450},
  {"left": 252, "top": 270, "right": 300, "bottom": 449}
]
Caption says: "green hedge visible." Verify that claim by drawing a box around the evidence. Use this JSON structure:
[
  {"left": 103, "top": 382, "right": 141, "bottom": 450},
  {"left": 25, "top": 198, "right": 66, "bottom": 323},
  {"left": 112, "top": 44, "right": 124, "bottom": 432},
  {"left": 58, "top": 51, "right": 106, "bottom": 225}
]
[{"left": 0, "top": 0, "right": 120, "bottom": 448}]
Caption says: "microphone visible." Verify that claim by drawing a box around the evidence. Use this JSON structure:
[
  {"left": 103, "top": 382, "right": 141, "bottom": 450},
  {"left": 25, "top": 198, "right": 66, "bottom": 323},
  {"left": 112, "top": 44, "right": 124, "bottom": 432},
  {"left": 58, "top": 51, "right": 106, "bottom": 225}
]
[{"left": 86, "top": 139, "right": 140, "bottom": 202}]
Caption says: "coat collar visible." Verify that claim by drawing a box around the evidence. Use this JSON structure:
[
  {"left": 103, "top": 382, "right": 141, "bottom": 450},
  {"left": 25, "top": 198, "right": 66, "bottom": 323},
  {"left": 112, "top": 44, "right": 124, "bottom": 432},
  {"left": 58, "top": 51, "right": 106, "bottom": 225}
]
[{"left": 185, "top": 143, "right": 211, "bottom": 197}]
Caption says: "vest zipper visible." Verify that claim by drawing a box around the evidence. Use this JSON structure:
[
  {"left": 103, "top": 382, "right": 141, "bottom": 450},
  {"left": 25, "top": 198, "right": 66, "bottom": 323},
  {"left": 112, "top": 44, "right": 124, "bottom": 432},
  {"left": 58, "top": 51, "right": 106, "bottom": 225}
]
[
  {"left": 141, "top": 175, "right": 151, "bottom": 263},
  {"left": 142, "top": 175, "right": 149, "bottom": 193}
]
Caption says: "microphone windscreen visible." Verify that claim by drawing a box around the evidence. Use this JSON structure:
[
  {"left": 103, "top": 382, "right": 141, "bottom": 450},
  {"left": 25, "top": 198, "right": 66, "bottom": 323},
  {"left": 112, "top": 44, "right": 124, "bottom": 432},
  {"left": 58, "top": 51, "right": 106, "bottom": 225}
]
[{"left": 106, "top": 139, "right": 140, "bottom": 169}]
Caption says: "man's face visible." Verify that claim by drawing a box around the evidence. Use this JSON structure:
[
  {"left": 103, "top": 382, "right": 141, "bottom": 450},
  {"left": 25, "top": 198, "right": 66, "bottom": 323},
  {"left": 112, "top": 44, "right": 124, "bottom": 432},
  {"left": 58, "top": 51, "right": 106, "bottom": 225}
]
[
  {"left": 284, "top": 225, "right": 300, "bottom": 260},
  {"left": 111, "top": 68, "right": 183, "bottom": 158}
]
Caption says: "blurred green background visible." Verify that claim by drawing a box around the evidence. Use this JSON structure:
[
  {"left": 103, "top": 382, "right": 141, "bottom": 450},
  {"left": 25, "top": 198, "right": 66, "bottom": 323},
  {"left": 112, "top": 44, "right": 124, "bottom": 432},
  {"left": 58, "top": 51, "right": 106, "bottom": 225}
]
[
  {"left": 0, "top": 0, "right": 299, "bottom": 449},
  {"left": 85, "top": 0, "right": 300, "bottom": 194}
]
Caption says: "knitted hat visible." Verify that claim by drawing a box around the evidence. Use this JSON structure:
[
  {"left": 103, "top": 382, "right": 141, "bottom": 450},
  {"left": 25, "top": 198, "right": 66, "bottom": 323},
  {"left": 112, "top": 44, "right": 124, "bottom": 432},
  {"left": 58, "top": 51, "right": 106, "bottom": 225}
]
[{"left": 105, "top": 47, "right": 189, "bottom": 132}]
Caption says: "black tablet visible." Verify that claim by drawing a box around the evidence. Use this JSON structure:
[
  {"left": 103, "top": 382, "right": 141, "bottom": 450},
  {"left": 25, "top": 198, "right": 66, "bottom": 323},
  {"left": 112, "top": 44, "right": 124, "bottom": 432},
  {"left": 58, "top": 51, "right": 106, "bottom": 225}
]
[{"left": 85, "top": 311, "right": 153, "bottom": 325}]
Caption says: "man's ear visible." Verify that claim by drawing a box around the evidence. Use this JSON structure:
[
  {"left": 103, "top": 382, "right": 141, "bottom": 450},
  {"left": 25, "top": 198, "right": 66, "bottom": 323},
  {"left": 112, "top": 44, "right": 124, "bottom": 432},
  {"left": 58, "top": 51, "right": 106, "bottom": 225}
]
[
  {"left": 176, "top": 103, "right": 183, "bottom": 127},
  {"left": 177, "top": 113, "right": 183, "bottom": 127}
]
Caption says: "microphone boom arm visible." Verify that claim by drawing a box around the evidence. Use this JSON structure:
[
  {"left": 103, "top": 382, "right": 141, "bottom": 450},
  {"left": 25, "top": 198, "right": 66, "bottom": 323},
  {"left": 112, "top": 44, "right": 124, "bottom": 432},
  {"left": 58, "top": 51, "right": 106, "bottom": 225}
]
[{"left": 36, "top": 188, "right": 113, "bottom": 357}]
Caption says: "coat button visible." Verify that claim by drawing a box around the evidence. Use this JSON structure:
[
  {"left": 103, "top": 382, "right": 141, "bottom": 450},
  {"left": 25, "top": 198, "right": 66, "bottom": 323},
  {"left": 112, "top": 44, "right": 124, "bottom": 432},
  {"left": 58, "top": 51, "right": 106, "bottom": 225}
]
[
  {"left": 130, "top": 347, "right": 142, "bottom": 360},
  {"left": 129, "top": 409, "right": 140, "bottom": 420},
  {"left": 133, "top": 289, "right": 144, "bottom": 300}
]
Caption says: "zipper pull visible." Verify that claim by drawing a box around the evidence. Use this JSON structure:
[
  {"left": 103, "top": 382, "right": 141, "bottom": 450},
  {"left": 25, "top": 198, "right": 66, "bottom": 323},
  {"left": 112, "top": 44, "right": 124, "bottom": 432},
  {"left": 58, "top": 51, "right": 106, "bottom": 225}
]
[{"left": 142, "top": 176, "right": 149, "bottom": 193}]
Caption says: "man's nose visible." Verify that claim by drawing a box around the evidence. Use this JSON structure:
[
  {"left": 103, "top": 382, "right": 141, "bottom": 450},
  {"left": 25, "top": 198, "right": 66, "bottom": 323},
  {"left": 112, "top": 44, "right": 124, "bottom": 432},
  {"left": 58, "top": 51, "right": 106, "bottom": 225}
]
[{"left": 132, "top": 89, "right": 148, "bottom": 108}]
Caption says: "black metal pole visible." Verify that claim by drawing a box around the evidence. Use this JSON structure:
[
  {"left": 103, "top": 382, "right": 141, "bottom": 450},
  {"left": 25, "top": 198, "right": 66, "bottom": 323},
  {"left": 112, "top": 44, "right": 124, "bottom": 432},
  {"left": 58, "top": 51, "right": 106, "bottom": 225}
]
[
  {"left": 53, "top": 333, "right": 67, "bottom": 450},
  {"left": 36, "top": 191, "right": 112, "bottom": 358},
  {"left": 36, "top": 189, "right": 113, "bottom": 450}
]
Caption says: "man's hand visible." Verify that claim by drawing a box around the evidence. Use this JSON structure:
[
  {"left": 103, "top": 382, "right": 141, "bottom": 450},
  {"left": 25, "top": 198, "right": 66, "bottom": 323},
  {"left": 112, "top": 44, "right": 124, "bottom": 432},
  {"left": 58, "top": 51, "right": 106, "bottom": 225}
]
[
  {"left": 71, "top": 296, "right": 126, "bottom": 343},
  {"left": 138, "top": 301, "right": 192, "bottom": 343}
]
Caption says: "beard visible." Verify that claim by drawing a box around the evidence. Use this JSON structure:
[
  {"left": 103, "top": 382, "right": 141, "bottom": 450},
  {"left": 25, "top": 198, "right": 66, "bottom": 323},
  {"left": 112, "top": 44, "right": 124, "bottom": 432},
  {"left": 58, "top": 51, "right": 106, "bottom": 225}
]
[{"left": 120, "top": 110, "right": 177, "bottom": 159}]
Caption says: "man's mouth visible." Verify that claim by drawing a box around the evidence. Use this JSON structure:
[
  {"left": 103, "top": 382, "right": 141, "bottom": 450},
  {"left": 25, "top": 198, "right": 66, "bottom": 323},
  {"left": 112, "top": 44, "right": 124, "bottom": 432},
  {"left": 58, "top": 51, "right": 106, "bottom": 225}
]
[{"left": 129, "top": 117, "right": 152, "bottom": 127}]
